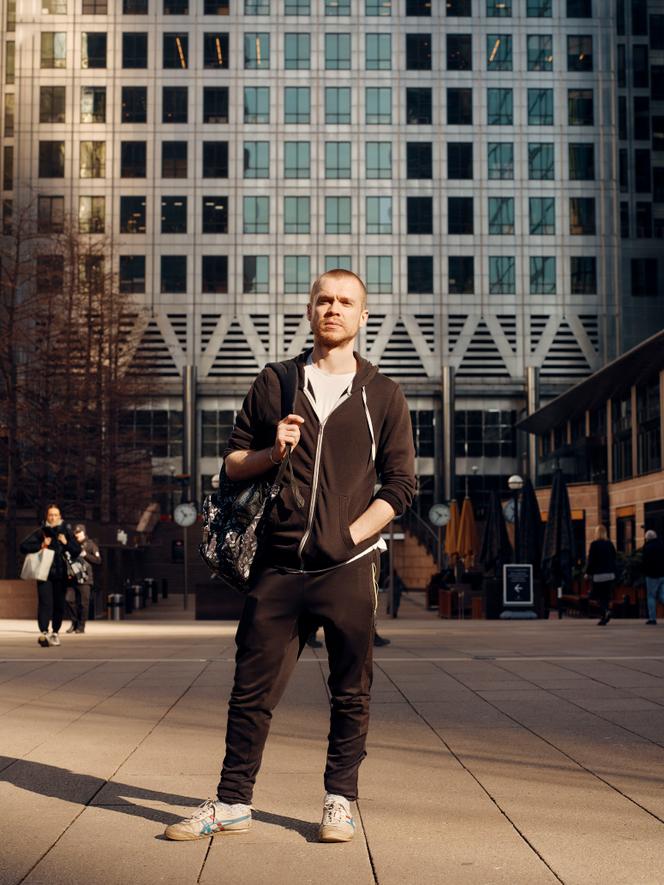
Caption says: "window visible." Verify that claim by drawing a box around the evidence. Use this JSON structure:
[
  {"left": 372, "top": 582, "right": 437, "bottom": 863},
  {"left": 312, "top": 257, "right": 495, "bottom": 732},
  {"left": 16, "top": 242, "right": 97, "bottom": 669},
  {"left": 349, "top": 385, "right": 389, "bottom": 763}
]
[
  {"left": 161, "top": 256, "right": 186, "bottom": 294},
  {"left": 632, "top": 258, "right": 658, "bottom": 296},
  {"left": 82, "top": 32, "right": 106, "bottom": 68},
  {"left": 527, "top": 34, "right": 552, "bottom": 71},
  {"left": 487, "top": 88, "right": 513, "bottom": 125},
  {"left": 124, "top": 0, "right": 148, "bottom": 10},
  {"left": 284, "top": 87, "right": 310, "bottom": 123},
  {"left": 244, "top": 87, "right": 269, "bottom": 123},
  {"left": 120, "top": 196, "right": 146, "bottom": 233},
  {"left": 120, "top": 410, "right": 183, "bottom": 459},
  {"left": 611, "top": 392, "right": 633, "bottom": 482},
  {"left": 164, "top": 0, "right": 188, "bottom": 11},
  {"left": 204, "top": 32, "right": 229, "bottom": 68},
  {"left": 366, "top": 33, "right": 391, "bottom": 70},
  {"left": 634, "top": 97, "right": 650, "bottom": 141},
  {"left": 38, "top": 196, "right": 65, "bottom": 233},
  {"left": 633, "top": 44, "right": 649, "bottom": 88},
  {"left": 651, "top": 14, "right": 664, "bottom": 50},
  {"left": 447, "top": 0, "right": 470, "bottom": 12},
  {"left": 119, "top": 255, "right": 146, "bottom": 293},
  {"left": 528, "top": 89, "right": 553, "bottom": 125},
  {"left": 448, "top": 143, "right": 472, "bottom": 179},
  {"left": 326, "top": 0, "right": 350, "bottom": 14},
  {"left": 41, "top": 32, "right": 66, "bottom": 68},
  {"left": 122, "top": 86, "right": 147, "bottom": 123},
  {"left": 325, "top": 196, "right": 351, "bottom": 234},
  {"left": 366, "top": 0, "right": 391, "bottom": 14},
  {"left": 407, "top": 197, "right": 432, "bottom": 234},
  {"left": 619, "top": 149, "right": 628, "bottom": 192},
  {"left": 637, "top": 377, "right": 661, "bottom": 475},
  {"left": 568, "top": 0, "right": 591, "bottom": 14},
  {"left": 635, "top": 149, "right": 651, "bottom": 193},
  {"left": 245, "top": 0, "right": 269, "bottom": 11},
  {"left": 366, "top": 142, "right": 391, "bottom": 178},
  {"left": 3, "top": 145, "right": 12, "bottom": 191},
  {"left": 79, "top": 195, "right": 105, "bottom": 233},
  {"left": 406, "top": 34, "right": 431, "bottom": 70},
  {"left": 39, "top": 86, "right": 66, "bottom": 123},
  {"left": 325, "top": 87, "right": 351, "bottom": 123},
  {"left": 325, "top": 33, "right": 351, "bottom": 69},
  {"left": 489, "top": 197, "right": 515, "bottom": 234},
  {"left": 161, "top": 196, "right": 187, "bottom": 233},
  {"left": 202, "top": 196, "right": 228, "bottom": 233},
  {"left": 202, "top": 255, "right": 228, "bottom": 293},
  {"left": 244, "top": 33, "right": 270, "bottom": 68},
  {"left": 366, "top": 196, "right": 392, "bottom": 233},
  {"left": 3, "top": 94, "right": 13, "bottom": 137},
  {"left": 243, "top": 195, "right": 269, "bottom": 233},
  {"left": 530, "top": 256, "right": 556, "bottom": 293},
  {"left": 163, "top": 33, "right": 188, "bottom": 68},
  {"left": 487, "top": 0, "right": 511, "bottom": 15},
  {"left": 243, "top": 141, "right": 268, "bottom": 177},
  {"left": 325, "top": 255, "right": 352, "bottom": 271},
  {"left": 568, "top": 89, "right": 593, "bottom": 125},
  {"left": 407, "top": 142, "right": 432, "bottom": 179},
  {"left": 447, "top": 34, "right": 472, "bottom": 70},
  {"left": 448, "top": 197, "right": 473, "bottom": 234},
  {"left": 568, "top": 143, "right": 594, "bottom": 180},
  {"left": 325, "top": 142, "right": 351, "bottom": 178},
  {"left": 366, "top": 256, "right": 392, "bottom": 293},
  {"left": 455, "top": 410, "right": 516, "bottom": 459},
  {"left": 527, "top": 0, "right": 551, "bottom": 15},
  {"left": 203, "top": 141, "right": 229, "bottom": 177},
  {"left": 122, "top": 32, "right": 147, "bottom": 67},
  {"left": 80, "top": 141, "right": 105, "bottom": 177},
  {"left": 569, "top": 197, "right": 595, "bottom": 235},
  {"left": 407, "top": 0, "right": 430, "bottom": 12},
  {"left": 636, "top": 201, "right": 652, "bottom": 238},
  {"left": 487, "top": 34, "right": 512, "bottom": 70},
  {"left": 366, "top": 87, "right": 391, "bottom": 124},
  {"left": 284, "top": 256, "right": 310, "bottom": 293},
  {"left": 570, "top": 256, "right": 596, "bottom": 294},
  {"left": 120, "top": 141, "right": 146, "bottom": 177},
  {"left": 620, "top": 202, "right": 629, "bottom": 239},
  {"left": 487, "top": 142, "right": 513, "bottom": 179},
  {"left": 203, "top": 87, "right": 229, "bottom": 123},
  {"left": 6, "top": 41, "right": 14, "bottom": 84},
  {"left": 162, "top": 141, "right": 187, "bottom": 177},
  {"left": 285, "top": 0, "right": 310, "bottom": 13},
  {"left": 243, "top": 256, "right": 269, "bottom": 293},
  {"left": 43, "top": 0, "right": 67, "bottom": 10},
  {"left": 528, "top": 143, "right": 554, "bottom": 180},
  {"left": 489, "top": 256, "right": 515, "bottom": 294},
  {"left": 567, "top": 35, "right": 593, "bottom": 72},
  {"left": 408, "top": 256, "right": 434, "bottom": 293},
  {"left": 285, "top": 33, "right": 310, "bottom": 69},
  {"left": 163, "top": 86, "right": 188, "bottom": 123},
  {"left": 284, "top": 141, "right": 310, "bottom": 178},
  {"left": 529, "top": 197, "right": 555, "bottom": 234},
  {"left": 36, "top": 255, "right": 64, "bottom": 294},
  {"left": 408, "top": 88, "right": 433, "bottom": 124},
  {"left": 84, "top": 0, "right": 108, "bottom": 9},
  {"left": 448, "top": 256, "right": 473, "bottom": 294}
]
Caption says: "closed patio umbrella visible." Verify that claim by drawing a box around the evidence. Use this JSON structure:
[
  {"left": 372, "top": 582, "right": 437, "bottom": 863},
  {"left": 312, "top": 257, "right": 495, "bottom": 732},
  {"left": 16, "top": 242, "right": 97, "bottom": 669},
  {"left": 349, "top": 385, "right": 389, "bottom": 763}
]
[
  {"left": 457, "top": 497, "right": 477, "bottom": 569},
  {"left": 516, "top": 477, "right": 543, "bottom": 574},
  {"left": 444, "top": 499, "right": 460, "bottom": 565},
  {"left": 479, "top": 491, "right": 513, "bottom": 577},
  {"left": 541, "top": 469, "right": 576, "bottom": 593}
]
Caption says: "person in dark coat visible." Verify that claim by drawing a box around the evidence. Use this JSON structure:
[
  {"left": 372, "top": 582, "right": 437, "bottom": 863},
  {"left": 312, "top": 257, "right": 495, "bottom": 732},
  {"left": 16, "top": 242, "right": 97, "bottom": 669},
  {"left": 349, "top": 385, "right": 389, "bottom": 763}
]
[
  {"left": 20, "top": 504, "right": 81, "bottom": 647},
  {"left": 65, "top": 524, "right": 102, "bottom": 634},
  {"left": 642, "top": 530, "right": 664, "bottom": 624},
  {"left": 585, "top": 525, "right": 617, "bottom": 626}
]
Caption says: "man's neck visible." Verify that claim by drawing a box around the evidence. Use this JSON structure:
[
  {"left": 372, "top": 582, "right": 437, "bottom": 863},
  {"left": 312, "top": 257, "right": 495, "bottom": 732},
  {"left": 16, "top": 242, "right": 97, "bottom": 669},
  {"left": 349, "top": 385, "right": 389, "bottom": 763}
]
[{"left": 310, "top": 340, "right": 357, "bottom": 374}]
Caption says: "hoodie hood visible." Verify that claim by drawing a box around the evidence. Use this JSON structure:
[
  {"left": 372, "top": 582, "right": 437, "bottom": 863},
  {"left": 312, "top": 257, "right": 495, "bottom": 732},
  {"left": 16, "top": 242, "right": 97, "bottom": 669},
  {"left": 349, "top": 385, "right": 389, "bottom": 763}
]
[{"left": 295, "top": 349, "right": 379, "bottom": 393}]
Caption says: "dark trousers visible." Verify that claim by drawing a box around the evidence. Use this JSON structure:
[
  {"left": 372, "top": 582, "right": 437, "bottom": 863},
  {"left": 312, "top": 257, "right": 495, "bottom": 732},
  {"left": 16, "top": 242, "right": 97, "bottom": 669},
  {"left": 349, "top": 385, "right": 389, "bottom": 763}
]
[
  {"left": 593, "top": 580, "right": 615, "bottom": 614},
  {"left": 37, "top": 579, "right": 67, "bottom": 634},
  {"left": 217, "top": 551, "right": 378, "bottom": 805},
  {"left": 65, "top": 584, "right": 92, "bottom": 627}
]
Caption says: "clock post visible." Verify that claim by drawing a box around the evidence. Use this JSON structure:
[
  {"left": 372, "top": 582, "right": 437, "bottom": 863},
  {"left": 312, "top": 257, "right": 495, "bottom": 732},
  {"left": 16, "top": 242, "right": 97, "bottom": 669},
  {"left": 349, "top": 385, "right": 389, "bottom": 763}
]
[{"left": 174, "top": 496, "right": 197, "bottom": 611}]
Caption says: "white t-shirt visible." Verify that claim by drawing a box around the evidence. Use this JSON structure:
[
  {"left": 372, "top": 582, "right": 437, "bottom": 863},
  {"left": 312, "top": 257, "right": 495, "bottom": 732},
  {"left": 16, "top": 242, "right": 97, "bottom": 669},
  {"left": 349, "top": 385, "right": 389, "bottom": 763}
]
[{"left": 303, "top": 358, "right": 355, "bottom": 422}]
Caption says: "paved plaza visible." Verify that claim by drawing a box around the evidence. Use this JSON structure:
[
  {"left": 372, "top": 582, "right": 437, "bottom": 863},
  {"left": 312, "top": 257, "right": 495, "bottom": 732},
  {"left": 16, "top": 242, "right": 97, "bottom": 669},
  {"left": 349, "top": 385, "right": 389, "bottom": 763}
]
[{"left": 2, "top": 610, "right": 664, "bottom": 885}]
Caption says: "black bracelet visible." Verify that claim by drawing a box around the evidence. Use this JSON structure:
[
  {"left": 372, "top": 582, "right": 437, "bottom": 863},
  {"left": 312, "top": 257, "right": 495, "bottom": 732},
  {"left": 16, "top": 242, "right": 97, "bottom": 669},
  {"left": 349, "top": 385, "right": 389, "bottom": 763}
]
[{"left": 268, "top": 446, "right": 282, "bottom": 466}]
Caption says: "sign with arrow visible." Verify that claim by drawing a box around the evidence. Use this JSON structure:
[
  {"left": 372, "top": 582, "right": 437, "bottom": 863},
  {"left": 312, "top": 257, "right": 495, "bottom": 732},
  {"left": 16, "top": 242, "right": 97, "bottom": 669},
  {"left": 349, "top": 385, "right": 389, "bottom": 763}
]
[{"left": 502, "top": 564, "right": 534, "bottom": 607}]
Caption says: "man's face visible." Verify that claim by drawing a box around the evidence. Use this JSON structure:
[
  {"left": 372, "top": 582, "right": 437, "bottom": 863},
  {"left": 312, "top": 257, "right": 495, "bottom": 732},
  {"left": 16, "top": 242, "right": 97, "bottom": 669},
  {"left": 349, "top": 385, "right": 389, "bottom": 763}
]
[
  {"left": 46, "top": 508, "right": 61, "bottom": 526},
  {"left": 307, "top": 276, "right": 368, "bottom": 348},
  {"left": 75, "top": 530, "right": 85, "bottom": 543}
]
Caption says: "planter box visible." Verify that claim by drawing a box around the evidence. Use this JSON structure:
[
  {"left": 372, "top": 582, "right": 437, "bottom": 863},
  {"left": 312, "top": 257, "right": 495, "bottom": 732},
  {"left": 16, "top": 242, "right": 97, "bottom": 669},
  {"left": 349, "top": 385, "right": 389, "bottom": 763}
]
[{"left": 0, "top": 580, "right": 36, "bottom": 619}]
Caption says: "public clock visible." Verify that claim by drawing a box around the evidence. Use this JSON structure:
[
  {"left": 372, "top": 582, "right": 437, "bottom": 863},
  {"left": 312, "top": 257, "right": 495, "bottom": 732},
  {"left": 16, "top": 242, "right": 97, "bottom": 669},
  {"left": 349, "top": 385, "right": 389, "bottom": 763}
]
[
  {"left": 503, "top": 499, "right": 515, "bottom": 524},
  {"left": 429, "top": 503, "right": 451, "bottom": 527},
  {"left": 174, "top": 502, "right": 198, "bottom": 527}
]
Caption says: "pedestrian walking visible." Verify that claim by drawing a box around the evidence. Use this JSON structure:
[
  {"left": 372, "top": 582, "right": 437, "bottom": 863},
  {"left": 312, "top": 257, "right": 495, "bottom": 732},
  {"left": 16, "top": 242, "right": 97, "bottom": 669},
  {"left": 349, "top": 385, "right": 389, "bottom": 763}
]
[
  {"left": 20, "top": 504, "right": 81, "bottom": 647},
  {"left": 585, "top": 525, "right": 617, "bottom": 626},
  {"left": 65, "top": 524, "right": 101, "bottom": 634},
  {"left": 642, "top": 529, "right": 664, "bottom": 624},
  {"left": 165, "top": 268, "right": 415, "bottom": 844}
]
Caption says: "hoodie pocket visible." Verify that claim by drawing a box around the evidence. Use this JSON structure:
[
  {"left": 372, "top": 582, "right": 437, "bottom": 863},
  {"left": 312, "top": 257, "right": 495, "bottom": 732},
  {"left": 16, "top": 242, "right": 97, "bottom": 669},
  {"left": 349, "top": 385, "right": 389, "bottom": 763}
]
[{"left": 339, "top": 495, "right": 355, "bottom": 550}]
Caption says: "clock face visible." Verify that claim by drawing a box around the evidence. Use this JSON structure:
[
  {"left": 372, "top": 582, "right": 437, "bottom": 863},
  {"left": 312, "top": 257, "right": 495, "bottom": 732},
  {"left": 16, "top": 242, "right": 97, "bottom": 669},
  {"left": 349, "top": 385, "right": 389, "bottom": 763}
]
[
  {"left": 503, "top": 499, "right": 516, "bottom": 524},
  {"left": 174, "top": 502, "right": 198, "bottom": 527},
  {"left": 429, "top": 503, "right": 451, "bottom": 527}
]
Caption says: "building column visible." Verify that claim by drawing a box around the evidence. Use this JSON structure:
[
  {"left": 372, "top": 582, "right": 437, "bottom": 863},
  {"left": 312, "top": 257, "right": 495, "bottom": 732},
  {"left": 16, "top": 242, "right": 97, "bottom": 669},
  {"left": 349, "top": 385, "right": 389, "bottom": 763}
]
[
  {"left": 441, "top": 365, "right": 455, "bottom": 501},
  {"left": 182, "top": 365, "right": 197, "bottom": 503},
  {"left": 525, "top": 366, "right": 540, "bottom": 484}
]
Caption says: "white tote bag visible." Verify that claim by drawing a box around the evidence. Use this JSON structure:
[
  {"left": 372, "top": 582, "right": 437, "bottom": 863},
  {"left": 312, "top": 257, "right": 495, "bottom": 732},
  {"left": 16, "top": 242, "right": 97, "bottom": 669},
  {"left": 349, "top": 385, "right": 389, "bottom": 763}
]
[{"left": 20, "top": 548, "right": 55, "bottom": 582}]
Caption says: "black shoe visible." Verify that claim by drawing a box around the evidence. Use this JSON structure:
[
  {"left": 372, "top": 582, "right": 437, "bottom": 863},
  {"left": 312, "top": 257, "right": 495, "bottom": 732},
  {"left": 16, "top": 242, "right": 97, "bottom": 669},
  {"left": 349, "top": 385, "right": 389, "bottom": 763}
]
[
  {"left": 646, "top": 619, "right": 657, "bottom": 625},
  {"left": 373, "top": 633, "right": 391, "bottom": 647},
  {"left": 75, "top": 627, "right": 85, "bottom": 634},
  {"left": 66, "top": 624, "right": 77, "bottom": 634},
  {"left": 597, "top": 617, "right": 608, "bottom": 626}
]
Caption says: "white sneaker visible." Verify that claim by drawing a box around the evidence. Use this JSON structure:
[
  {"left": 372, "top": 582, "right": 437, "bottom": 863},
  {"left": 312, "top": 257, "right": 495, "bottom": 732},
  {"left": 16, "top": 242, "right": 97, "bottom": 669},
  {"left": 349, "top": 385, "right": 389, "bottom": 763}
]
[
  {"left": 319, "top": 793, "right": 355, "bottom": 843},
  {"left": 49, "top": 633, "right": 60, "bottom": 647},
  {"left": 164, "top": 799, "right": 252, "bottom": 841}
]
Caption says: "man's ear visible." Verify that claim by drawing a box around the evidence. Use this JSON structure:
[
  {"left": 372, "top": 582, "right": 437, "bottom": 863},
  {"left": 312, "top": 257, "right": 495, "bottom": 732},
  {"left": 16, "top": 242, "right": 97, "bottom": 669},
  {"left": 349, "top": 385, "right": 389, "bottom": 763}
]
[
  {"left": 306, "top": 301, "right": 312, "bottom": 321},
  {"left": 359, "top": 309, "right": 369, "bottom": 329}
]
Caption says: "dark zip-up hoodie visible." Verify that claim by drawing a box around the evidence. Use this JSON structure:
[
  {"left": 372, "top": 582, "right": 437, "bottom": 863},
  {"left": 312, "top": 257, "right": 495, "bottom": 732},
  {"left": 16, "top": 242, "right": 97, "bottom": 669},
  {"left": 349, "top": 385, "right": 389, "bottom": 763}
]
[{"left": 225, "top": 350, "right": 416, "bottom": 572}]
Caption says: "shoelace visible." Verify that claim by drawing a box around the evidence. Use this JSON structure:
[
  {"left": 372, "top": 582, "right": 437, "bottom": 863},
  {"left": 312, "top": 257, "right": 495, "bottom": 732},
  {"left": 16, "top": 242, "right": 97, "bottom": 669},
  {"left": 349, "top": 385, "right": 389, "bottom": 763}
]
[
  {"left": 189, "top": 800, "right": 218, "bottom": 822},
  {"left": 323, "top": 800, "right": 349, "bottom": 825}
]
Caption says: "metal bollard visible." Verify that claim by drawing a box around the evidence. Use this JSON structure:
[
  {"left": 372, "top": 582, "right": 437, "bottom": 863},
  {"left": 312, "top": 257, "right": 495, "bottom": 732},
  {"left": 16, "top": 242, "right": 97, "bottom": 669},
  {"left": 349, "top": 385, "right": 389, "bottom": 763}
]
[
  {"left": 162, "top": 578, "right": 169, "bottom": 599},
  {"left": 107, "top": 593, "right": 124, "bottom": 621},
  {"left": 144, "top": 577, "right": 158, "bottom": 604},
  {"left": 132, "top": 583, "right": 144, "bottom": 610},
  {"left": 123, "top": 578, "right": 133, "bottom": 615}
]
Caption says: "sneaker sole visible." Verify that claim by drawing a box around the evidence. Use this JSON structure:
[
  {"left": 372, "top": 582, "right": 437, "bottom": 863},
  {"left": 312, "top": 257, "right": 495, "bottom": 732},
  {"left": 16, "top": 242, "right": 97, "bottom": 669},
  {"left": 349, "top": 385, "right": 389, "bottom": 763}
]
[
  {"left": 164, "top": 825, "right": 251, "bottom": 841},
  {"left": 318, "top": 827, "right": 354, "bottom": 843}
]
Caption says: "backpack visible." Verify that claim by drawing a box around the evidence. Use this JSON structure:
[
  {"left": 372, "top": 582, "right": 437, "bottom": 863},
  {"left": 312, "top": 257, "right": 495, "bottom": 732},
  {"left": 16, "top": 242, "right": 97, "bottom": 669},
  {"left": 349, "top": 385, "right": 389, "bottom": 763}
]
[{"left": 199, "top": 360, "right": 303, "bottom": 592}]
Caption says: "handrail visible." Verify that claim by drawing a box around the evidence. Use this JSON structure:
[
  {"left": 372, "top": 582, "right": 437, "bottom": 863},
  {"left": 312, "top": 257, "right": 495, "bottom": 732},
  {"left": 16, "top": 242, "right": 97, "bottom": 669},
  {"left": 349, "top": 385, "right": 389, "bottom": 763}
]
[{"left": 402, "top": 508, "right": 442, "bottom": 569}]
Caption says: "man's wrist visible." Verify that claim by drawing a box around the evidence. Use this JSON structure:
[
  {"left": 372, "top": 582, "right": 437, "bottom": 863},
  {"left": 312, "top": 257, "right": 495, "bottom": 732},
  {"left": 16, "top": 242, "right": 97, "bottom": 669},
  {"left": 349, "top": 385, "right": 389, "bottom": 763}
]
[{"left": 267, "top": 445, "right": 282, "bottom": 466}]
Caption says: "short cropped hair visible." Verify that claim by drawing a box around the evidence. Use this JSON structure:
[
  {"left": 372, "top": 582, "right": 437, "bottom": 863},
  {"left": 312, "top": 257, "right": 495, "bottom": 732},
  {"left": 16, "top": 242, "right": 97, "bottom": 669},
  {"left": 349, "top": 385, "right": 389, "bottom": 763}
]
[{"left": 309, "top": 269, "right": 367, "bottom": 309}]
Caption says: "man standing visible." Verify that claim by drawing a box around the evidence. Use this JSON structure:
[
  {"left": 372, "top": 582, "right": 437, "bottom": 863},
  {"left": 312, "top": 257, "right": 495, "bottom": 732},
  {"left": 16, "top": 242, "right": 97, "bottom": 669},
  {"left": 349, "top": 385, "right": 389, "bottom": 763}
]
[
  {"left": 65, "top": 524, "right": 102, "bottom": 634},
  {"left": 166, "top": 269, "right": 415, "bottom": 843},
  {"left": 643, "top": 529, "right": 664, "bottom": 624}
]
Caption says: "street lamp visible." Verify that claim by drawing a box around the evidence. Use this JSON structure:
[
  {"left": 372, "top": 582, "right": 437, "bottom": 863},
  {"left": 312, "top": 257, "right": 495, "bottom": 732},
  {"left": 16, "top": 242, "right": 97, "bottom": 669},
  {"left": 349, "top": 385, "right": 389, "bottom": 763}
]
[{"left": 508, "top": 474, "right": 524, "bottom": 563}]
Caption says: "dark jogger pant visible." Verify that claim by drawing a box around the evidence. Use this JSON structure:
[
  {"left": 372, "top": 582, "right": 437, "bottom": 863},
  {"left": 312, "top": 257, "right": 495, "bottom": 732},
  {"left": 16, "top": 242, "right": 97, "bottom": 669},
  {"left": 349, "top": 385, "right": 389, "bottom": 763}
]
[
  {"left": 37, "top": 579, "right": 67, "bottom": 634},
  {"left": 217, "top": 551, "right": 378, "bottom": 805},
  {"left": 66, "top": 584, "right": 92, "bottom": 627}
]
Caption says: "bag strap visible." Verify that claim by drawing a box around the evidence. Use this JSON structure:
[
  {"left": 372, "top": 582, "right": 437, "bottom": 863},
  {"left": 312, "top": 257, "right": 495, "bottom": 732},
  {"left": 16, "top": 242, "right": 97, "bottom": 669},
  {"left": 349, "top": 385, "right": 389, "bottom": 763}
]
[{"left": 265, "top": 360, "right": 304, "bottom": 509}]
